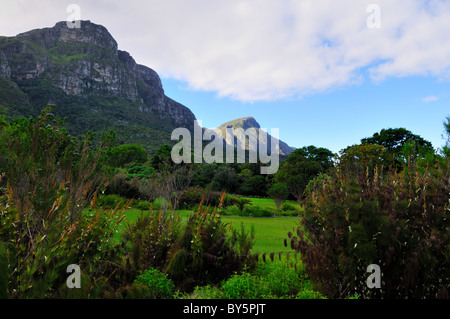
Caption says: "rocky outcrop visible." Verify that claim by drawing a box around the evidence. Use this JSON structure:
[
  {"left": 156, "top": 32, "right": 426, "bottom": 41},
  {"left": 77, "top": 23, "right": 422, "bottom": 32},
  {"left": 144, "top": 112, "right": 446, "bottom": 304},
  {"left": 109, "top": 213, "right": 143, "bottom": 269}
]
[
  {"left": 0, "top": 20, "right": 196, "bottom": 131},
  {"left": 212, "top": 116, "right": 295, "bottom": 156}
]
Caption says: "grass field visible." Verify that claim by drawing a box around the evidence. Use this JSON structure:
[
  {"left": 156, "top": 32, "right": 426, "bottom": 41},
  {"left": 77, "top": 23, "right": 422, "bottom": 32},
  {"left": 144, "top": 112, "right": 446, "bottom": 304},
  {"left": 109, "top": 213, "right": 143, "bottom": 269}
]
[{"left": 115, "top": 196, "right": 301, "bottom": 256}]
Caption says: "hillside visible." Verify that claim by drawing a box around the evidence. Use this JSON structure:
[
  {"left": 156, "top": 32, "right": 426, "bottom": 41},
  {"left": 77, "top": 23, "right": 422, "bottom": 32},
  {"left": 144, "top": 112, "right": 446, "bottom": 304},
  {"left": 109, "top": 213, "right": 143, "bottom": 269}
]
[
  {"left": 212, "top": 116, "right": 295, "bottom": 156},
  {"left": 0, "top": 20, "right": 196, "bottom": 153}
]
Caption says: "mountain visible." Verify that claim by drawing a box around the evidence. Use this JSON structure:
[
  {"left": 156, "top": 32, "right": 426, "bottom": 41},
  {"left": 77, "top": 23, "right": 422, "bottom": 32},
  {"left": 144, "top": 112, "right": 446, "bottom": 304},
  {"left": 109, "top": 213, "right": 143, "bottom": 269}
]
[
  {"left": 208, "top": 116, "right": 296, "bottom": 156},
  {"left": 0, "top": 20, "right": 196, "bottom": 153}
]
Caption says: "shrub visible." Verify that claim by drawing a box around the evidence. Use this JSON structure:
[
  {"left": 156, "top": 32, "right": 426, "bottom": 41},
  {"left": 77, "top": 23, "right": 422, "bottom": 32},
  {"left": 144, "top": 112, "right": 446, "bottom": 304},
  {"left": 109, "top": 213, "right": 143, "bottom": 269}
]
[
  {"left": 164, "top": 193, "right": 257, "bottom": 291},
  {"left": 104, "top": 172, "right": 144, "bottom": 199},
  {"left": 257, "top": 262, "right": 302, "bottom": 297},
  {"left": 97, "top": 194, "right": 125, "bottom": 209},
  {"left": 122, "top": 211, "right": 181, "bottom": 276},
  {"left": 136, "top": 200, "right": 151, "bottom": 211},
  {"left": 0, "top": 106, "right": 124, "bottom": 298},
  {"left": 222, "top": 204, "right": 240, "bottom": 216},
  {"left": 181, "top": 285, "right": 223, "bottom": 299},
  {"left": 281, "top": 202, "right": 297, "bottom": 212},
  {"left": 178, "top": 186, "right": 223, "bottom": 210},
  {"left": 127, "top": 164, "right": 155, "bottom": 180},
  {"left": 221, "top": 271, "right": 267, "bottom": 299},
  {"left": 290, "top": 155, "right": 450, "bottom": 299},
  {"left": 295, "top": 288, "right": 327, "bottom": 299},
  {"left": 108, "top": 144, "right": 148, "bottom": 168},
  {"left": 153, "top": 197, "right": 168, "bottom": 211},
  {"left": 243, "top": 205, "right": 274, "bottom": 217},
  {"left": 267, "top": 182, "right": 289, "bottom": 216},
  {"left": 134, "top": 268, "right": 175, "bottom": 299}
]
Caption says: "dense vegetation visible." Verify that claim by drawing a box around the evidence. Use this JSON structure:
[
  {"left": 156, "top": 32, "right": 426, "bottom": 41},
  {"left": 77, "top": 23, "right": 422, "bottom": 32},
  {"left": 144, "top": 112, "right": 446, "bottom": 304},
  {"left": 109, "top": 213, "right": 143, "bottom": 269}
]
[{"left": 0, "top": 106, "right": 448, "bottom": 299}]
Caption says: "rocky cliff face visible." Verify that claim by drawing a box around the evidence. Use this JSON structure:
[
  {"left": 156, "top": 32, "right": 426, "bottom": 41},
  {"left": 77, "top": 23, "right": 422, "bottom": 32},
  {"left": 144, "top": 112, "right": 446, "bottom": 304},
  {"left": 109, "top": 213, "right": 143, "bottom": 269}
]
[
  {"left": 0, "top": 20, "right": 196, "bottom": 151},
  {"left": 211, "top": 116, "right": 295, "bottom": 156}
]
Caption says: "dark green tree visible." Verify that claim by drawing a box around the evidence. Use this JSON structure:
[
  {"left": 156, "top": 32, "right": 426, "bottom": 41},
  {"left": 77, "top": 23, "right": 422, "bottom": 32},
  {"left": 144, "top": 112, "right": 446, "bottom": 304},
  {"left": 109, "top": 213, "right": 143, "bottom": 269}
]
[
  {"left": 267, "top": 182, "right": 289, "bottom": 216},
  {"left": 275, "top": 146, "right": 334, "bottom": 203},
  {"left": 150, "top": 144, "right": 173, "bottom": 171},
  {"left": 212, "top": 165, "right": 238, "bottom": 193},
  {"left": 361, "top": 128, "right": 434, "bottom": 164},
  {"left": 108, "top": 144, "right": 148, "bottom": 167},
  {"left": 239, "top": 175, "right": 268, "bottom": 196},
  {"left": 442, "top": 116, "right": 450, "bottom": 157}
]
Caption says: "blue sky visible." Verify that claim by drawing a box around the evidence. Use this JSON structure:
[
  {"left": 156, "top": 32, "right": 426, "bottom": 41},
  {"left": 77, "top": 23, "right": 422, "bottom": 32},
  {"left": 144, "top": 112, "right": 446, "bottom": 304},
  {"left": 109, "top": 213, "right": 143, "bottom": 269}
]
[
  {"left": 1, "top": 0, "right": 449, "bottom": 154},
  {"left": 162, "top": 75, "right": 449, "bottom": 154}
]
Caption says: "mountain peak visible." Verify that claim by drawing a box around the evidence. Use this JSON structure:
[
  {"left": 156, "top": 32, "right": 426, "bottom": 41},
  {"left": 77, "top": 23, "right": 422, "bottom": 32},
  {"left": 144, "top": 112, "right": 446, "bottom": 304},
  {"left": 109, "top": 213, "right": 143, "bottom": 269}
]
[
  {"left": 213, "top": 116, "right": 295, "bottom": 156},
  {"left": 218, "top": 116, "right": 260, "bottom": 130},
  {"left": 17, "top": 20, "right": 118, "bottom": 51}
]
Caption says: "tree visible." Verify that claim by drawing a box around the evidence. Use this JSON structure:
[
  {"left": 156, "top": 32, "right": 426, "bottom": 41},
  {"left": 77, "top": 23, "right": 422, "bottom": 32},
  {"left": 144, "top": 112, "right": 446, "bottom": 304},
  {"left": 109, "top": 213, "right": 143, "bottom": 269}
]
[
  {"left": 361, "top": 128, "right": 434, "bottom": 164},
  {"left": 212, "top": 165, "right": 238, "bottom": 193},
  {"left": 151, "top": 144, "right": 172, "bottom": 171},
  {"left": 275, "top": 146, "right": 333, "bottom": 203},
  {"left": 294, "top": 145, "right": 335, "bottom": 169},
  {"left": 239, "top": 175, "right": 267, "bottom": 196},
  {"left": 442, "top": 116, "right": 450, "bottom": 157},
  {"left": 108, "top": 144, "right": 147, "bottom": 167},
  {"left": 339, "top": 143, "right": 392, "bottom": 176},
  {"left": 231, "top": 196, "right": 252, "bottom": 213},
  {"left": 267, "top": 182, "right": 289, "bottom": 217}
]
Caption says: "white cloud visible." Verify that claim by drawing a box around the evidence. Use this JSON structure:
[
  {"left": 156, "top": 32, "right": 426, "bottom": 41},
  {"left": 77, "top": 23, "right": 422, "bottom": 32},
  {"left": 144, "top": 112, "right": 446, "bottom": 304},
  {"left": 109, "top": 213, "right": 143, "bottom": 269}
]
[
  {"left": 422, "top": 96, "right": 439, "bottom": 103},
  {"left": 1, "top": 0, "right": 450, "bottom": 102}
]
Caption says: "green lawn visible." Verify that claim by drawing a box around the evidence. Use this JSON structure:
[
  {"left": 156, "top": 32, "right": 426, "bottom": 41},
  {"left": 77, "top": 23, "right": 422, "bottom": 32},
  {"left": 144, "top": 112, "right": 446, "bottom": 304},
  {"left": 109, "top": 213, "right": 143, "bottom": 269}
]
[
  {"left": 221, "top": 215, "right": 299, "bottom": 254},
  {"left": 117, "top": 207, "right": 300, "bottom": 256},
  {"left": 107, "top": 196, "right": 302, "bottom": 261},
  {"left": 242, "top": 197, "right": 301, "bottom": 211}
]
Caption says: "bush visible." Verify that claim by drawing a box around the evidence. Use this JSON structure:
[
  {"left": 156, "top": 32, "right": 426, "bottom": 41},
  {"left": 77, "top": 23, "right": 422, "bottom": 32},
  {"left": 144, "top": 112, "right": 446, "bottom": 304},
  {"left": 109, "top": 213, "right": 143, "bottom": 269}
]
[
  {"left": 97, "top": 194, "right": 125, "bottom": 209},
  {"left": 221, "top": 271, "right": 267, "bottom": 299},
  {"left": 256, "top": 262, "right": 302, "bottom": 297},
  {"left": 104, "top": 172, "right": 144, "bottom": 199},
  {"left": 164, "top": 194, "right": 257, "bottom": 291},
  {"left": 153, "top": 197, "right": 168, "bottom": 211},
  {"left": 178, "top": 186, "right": 224, "bottom": 210},
  {"left": 295, "top": 287, "right": 327, "bottom": 299},
  {"left": 108, "top": 144, "right": 148, "bottom": 168},
  {"left": 127, "top": 164, "right": 155, "bottom": 180},
  {"left": 291, "top": 155, "right": 450, "bottom": 299},
  {"left": 219, "top": 262, "right": 325, "bottom": 299},
  {"left": 281, "top": 202, "right": 297, "bottom": 212},
  {"left": 134, "top": 268, "right": 175, "bottom": 299},
  {"left": 0, "top": 107, "right": 125, "bottom": 298},
  {"left": 122, "top": 211, "right": 181, "bottom": 276},
  {"left": 243, "top": 205, "right": 274, "bottom": 217},
  {"left": 136, "top": 201, "right": 151, "bottom": 211},
  {"left": 181, "top": 285, "right": 223, "bottom": 299},
  {"left": 222, "top": 204, "right": 241, "bottom": 216}
]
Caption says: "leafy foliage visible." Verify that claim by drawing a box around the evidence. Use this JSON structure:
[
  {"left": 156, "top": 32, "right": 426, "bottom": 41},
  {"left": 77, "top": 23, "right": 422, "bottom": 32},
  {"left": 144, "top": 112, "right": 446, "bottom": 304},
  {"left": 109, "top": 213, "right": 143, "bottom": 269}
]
[
  {"left": 0, "top": 107, "right": 132, "bottom": 298},
  {"left": 267, "top": 182, "right": 289, "bottom": 216},
  {"left": 361, "top": 128, "right": 434, "bottom": 167},
  {"left": 275, "top": 146, "right": 334, "bottom": 203},
  {"left": 165, "top": 193, "right": 257, "bottom": 291},
  {"left": 133, "top": 268, "right": 175, "bottom": 299},
  {"left": 291, "top": 151, "right": 449, "bottom": 299},
  {"left": 108, "top": 144, "right": 148, "bottom": 168}
]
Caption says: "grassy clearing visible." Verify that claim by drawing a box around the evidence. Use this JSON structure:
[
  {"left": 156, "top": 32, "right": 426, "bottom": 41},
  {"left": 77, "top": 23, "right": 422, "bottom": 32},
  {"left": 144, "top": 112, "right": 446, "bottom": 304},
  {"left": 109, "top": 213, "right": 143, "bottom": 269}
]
[
  {"left": 103, "top": 195, "right": 302, "bottom": 263},
  {"left": 242, "top": 197, "right": 301, "bottom": 210},
  {"left": 116, "top": 207, "right": 299, "bottom": 256}
]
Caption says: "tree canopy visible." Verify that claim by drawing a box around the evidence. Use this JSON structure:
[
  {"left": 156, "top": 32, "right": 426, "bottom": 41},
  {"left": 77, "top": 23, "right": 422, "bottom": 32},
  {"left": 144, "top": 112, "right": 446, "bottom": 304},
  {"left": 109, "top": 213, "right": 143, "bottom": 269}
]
[
  {"left": 274, "top": 146, "right": 334, "bottom": 202},
  {"left": 361, "top": 128, "right": 434, "bottom": 157}
]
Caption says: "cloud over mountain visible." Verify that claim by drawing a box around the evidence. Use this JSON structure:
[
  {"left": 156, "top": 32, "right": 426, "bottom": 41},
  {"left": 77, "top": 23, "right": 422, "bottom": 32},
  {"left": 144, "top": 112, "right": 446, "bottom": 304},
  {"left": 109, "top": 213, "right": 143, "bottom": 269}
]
[{"left": 2, "top": 0, "right": 450, "bottom": 102}]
